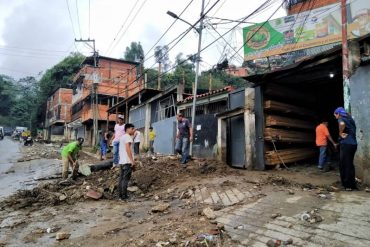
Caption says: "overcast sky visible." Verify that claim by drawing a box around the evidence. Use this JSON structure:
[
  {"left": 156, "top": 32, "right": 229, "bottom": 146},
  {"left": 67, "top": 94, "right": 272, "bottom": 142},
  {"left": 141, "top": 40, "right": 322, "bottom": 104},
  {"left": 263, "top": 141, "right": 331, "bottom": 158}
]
[{"left": 0, "top": 0, "right": 286, "bottom": 79}]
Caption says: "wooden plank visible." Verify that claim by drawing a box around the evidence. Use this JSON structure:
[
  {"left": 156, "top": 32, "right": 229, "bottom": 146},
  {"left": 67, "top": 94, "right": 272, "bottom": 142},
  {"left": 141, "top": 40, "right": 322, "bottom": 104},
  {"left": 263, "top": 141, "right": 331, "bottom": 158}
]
[
  {"left": 265, "top": 115, "right": 315, "bottom": 130},
  {"left": 265, "top": 128, "right": 314, "bottom": 143},
  {"left": 265, "top": 148, "right": 316, "bottom": 165},
  {"left": 264, "top": 100, "right": 316, "bottom": 117},
  {"left": 264, "top": 84, "right": 315, "bottom": 104}
]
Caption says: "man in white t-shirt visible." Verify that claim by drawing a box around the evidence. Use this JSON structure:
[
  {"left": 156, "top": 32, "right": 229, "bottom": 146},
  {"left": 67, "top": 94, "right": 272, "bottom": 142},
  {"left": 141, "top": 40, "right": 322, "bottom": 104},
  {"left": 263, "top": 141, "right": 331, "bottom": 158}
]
[
  {"left": 110, "top": 114, "right": 125, "bottom": 166},
  {"left": 118, "top": 123, "right": 135, "bottom": 200},
  {"left": 133, "top": 130, "right": 141, "bottom": 156}
]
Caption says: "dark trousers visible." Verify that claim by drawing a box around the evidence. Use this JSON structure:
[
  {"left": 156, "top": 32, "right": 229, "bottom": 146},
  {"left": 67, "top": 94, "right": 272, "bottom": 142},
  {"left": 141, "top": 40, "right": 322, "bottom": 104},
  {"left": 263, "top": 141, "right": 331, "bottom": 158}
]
[
  {"left": 339, "top": 144, "right": 357, "bottom": 189},
  {"left": 118, "top": 164, "right": 132, "bottom": 199},
  {"left": 134, "top": 142, "right": 140, "bottom": 155}
]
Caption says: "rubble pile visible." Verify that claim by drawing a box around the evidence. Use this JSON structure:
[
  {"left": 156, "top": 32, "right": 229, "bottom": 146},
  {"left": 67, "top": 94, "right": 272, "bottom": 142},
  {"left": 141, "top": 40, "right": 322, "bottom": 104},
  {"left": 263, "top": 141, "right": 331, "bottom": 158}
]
[
  {"left": 19, "top": 143, "right": 62, "bottom": 161},
  {"left": 0, "top": 157, "right": 223, "bottom": 210}
]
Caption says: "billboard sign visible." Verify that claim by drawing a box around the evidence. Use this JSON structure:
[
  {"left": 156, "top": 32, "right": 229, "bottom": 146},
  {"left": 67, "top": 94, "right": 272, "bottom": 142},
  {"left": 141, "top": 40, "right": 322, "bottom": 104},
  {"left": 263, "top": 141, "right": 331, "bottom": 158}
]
[{"left": 243, "top": 0, "right": 370, "bottom": 61}]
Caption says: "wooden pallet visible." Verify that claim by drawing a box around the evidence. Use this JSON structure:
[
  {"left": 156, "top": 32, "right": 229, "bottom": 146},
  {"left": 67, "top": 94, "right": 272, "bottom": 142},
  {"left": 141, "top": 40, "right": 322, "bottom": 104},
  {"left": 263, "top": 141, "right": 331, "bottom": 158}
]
[
  {"left": 264, "top": 100, "right": 316, "bottom": 117},
  {"left": 265, "top": 127, "right": 314, "bottom": 143},
  {"left": 265, "top": 148, "right": 316, "bottom": 165},
  {"left": 265, "top": 115, "right": 315, "bottom": 130}
]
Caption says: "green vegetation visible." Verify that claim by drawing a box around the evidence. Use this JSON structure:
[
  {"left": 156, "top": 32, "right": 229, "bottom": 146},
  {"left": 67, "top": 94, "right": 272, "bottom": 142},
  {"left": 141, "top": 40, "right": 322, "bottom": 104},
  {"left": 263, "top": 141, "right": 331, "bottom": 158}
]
[{"left": 0, "top": 52, "right": 85, "bottom": 132}]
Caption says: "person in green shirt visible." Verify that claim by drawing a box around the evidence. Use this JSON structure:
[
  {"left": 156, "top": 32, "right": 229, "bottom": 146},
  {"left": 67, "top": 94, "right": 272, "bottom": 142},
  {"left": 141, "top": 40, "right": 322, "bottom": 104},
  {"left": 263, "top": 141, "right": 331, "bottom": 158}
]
[{"left": 61, "top": 137, "right": 84, "bottom": 179}]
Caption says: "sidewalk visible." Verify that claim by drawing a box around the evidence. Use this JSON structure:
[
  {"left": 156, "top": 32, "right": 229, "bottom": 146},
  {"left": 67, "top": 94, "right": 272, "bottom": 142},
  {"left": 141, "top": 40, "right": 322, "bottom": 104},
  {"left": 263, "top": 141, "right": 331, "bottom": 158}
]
[{"left": 216, "top": 189, "right": 370, "bottom": 246}]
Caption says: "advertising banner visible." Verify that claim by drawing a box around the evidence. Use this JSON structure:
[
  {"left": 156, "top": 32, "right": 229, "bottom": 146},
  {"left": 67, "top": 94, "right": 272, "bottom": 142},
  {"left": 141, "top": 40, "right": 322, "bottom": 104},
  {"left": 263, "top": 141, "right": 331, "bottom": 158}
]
[{"left": 243, "top": 0, "right": 370, "bottom": 61}]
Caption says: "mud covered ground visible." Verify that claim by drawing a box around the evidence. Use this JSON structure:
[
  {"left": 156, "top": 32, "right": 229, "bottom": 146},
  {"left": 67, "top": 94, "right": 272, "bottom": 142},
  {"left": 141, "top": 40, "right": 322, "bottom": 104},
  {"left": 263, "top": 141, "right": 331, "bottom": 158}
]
[{"left": 1, "top": 142, "right": 358, "bottom": 247}]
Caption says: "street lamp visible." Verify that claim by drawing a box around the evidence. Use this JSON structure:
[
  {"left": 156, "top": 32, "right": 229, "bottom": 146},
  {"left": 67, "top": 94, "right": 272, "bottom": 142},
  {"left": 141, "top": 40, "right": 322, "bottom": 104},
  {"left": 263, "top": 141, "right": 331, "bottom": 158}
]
[{"left": 167, "top": 0, "right": 205, "bottom": 156}]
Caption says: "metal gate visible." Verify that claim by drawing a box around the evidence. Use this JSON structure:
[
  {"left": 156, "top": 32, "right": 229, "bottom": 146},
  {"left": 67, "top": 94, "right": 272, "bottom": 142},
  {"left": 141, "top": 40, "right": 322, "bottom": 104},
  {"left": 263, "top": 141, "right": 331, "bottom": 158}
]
[
  {"left": 228, "top": 114, "right": 245, "bottom": 168},
  {"left": 152, "top": 116, "right": 177, "bottom": 155}
]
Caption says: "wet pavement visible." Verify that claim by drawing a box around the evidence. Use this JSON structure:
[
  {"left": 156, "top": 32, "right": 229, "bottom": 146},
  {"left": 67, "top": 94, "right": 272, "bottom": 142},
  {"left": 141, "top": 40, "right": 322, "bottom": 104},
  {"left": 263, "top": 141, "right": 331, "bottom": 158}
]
[
  {"left": 0, "top": 137, "right": 60, "bottom": 198},
  {"left": 0, "top": 137, "right": 21, "bottom": 174}
]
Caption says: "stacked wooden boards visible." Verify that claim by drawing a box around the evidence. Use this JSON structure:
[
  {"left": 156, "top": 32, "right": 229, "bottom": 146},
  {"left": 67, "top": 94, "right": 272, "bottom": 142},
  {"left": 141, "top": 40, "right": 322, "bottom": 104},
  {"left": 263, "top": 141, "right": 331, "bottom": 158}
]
[
  {"left": 266, "top": 148, "right": 316, "bottom": 165},
  {"left": 263, "top": 85, "right": 317, "bottom": 166}
]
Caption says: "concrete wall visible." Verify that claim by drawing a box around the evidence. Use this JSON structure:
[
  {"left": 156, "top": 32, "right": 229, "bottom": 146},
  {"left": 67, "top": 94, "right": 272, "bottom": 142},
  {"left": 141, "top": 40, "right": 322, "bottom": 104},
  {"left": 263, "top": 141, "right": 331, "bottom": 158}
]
[{"left": 350, "top": 64, "right": 370, "bottom": 184}]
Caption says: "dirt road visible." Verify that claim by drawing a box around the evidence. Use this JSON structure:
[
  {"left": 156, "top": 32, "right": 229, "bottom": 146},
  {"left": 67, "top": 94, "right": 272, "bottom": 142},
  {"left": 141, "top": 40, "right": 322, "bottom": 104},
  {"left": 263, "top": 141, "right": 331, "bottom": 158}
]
[{"left": 1, "top": 144, "right": 370, "bottom": 247}]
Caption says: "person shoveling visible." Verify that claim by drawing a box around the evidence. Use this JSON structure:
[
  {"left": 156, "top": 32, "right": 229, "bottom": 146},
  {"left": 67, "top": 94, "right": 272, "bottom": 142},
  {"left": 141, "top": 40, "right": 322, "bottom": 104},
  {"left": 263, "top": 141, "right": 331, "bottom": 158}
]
[{"left": 61, "top": 137, "right": 84, "bottom": 180}]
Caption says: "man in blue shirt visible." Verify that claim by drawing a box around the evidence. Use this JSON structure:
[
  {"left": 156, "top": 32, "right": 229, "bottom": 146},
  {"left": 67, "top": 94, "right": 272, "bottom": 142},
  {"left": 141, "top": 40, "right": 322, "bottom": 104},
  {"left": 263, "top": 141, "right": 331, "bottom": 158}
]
[
  {"left": 334, "top": 107, "right": 357, "bottom": 190},
  {"left": 175, "top": 113, "right": 193, "bottom": 165}
]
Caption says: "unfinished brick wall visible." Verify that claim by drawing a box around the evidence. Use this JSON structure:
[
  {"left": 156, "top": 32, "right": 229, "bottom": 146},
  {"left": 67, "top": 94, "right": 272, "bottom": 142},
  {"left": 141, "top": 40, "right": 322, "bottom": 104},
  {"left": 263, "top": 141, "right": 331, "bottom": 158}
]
[{"left": 45, "top": 88, "right": 73, "bottom": 125}]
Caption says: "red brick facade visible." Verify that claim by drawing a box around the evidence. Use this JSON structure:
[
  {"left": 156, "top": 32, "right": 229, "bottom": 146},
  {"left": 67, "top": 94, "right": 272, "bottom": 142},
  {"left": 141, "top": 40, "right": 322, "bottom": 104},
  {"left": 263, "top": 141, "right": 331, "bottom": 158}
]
[
  {"left": 287, "top": 0, "right": 339, "bottom": 15},
  {"left": 45, "top": 88, "right": 73, "bottom": 127}
]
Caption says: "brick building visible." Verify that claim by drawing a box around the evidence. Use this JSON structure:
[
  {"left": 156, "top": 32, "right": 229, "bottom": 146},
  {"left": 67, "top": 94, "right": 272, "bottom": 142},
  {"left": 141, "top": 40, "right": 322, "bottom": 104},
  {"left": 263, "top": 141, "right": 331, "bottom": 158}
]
[
  {"left": 44, "top": 88, "right": 73, "bottom": 141},
  {"left": 68, "top": 55, "right": 141, "bottom": 145},
  {"left": 285, "top": 0, "right": 339, "bottom": 15}
]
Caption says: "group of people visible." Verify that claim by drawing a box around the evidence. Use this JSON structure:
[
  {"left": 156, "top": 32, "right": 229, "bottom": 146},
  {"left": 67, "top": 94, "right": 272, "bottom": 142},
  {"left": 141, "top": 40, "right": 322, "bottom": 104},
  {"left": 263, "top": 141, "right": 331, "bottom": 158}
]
[
  {"left": 61, "top": 114, "right": 160, "bottom": 200},
  {"left": 315, "top": 107, "right": 358, "bottom": 191}
]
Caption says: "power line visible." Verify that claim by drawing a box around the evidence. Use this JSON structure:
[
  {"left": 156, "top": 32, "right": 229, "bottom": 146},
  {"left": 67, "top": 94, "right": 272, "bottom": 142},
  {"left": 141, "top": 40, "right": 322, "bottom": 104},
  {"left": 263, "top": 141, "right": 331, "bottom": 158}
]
[
  {"left": 89, "top": 0, "right": 91, "bottom": 38},
  {"left": 142, "top": 0, "right": 195, "bottom": 61},
  {"left": 0, "top": 45, "right": 69, "bottom": 54},
  {"left": 108, "top": 0, "right": 148, "bottom": 56},
  {"left": 227, "top": 0, "right": 285, "bottom": 61},
  {"left": 105, "top": 0, "right": 140, "bottom": 55},
  {"left": 93, "top": 0, "right": 231, "bottom": 97},
  {"left": 65, "top": 0, "right": 77, "bottom": 38},
  {"left": 0, "top": 51, "right": 66, "bottom": 59},
  {"left": 206, "top": 20, "right": 244, "bottom": 61},
  {"left": 75, "top": 0, "right": 82, "bottom": 38}
]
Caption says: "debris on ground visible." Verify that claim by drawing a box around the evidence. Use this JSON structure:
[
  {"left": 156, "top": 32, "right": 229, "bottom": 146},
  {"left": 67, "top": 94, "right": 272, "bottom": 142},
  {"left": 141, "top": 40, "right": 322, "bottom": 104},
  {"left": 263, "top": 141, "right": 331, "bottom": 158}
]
[
  {"left": 266, "top": 238, "right": 293, "bottom": 247},
  {"left": 271, "top": 213, "right": 282, "bottom": 219},
  {"left": 266, "top": 175, "right": 293, "bottom": 186},
  {"left": 300, "top": 209, "right": 324, "bottom": 223},
  {"left": 203, "top": 207, "right": 216, "bottom": 220},
  {"left": 287, "top": 189, "right": 295, "bottom": 195},
  {"left": 86, "top": 189, "right": 103, "bottom": 200},
  {"left": 56, "top": 232, "right": 71, "bottom": 240},
  {"left": 151, "top": 203, "right": 170, "bottom": 213},
  {"left": 0, "top": 156, "right": 228, "bottom": 210}
]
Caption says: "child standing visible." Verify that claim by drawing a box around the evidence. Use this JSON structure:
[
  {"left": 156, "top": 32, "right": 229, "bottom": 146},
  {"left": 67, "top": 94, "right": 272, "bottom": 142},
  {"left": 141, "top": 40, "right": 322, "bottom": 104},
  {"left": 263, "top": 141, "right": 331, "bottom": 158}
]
[{"left": 118, "top": 123, "right": 136, "bottom": 200}]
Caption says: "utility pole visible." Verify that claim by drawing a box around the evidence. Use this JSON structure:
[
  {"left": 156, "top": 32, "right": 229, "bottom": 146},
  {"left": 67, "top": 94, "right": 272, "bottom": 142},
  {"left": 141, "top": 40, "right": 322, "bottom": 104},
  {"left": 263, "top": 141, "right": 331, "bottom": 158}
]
[
  {"left": 167, "top": 0, "right": 205, "bottom": 156},
  {"left": 75, "top": 38, "right": 98, "bottom": 145},
  {"left": 189, "top": 0, "right": 205, "bottom": 155},
  {"left": 341, "top": 0, "right": 351, "bottom": 113}
]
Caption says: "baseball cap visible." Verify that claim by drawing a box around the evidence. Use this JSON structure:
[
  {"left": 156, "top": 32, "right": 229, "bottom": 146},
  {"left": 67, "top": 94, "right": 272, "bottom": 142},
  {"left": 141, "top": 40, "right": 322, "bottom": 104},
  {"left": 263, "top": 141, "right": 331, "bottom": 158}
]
[{"left": 118, "top": 114, "right": 125, "bottom": 120}]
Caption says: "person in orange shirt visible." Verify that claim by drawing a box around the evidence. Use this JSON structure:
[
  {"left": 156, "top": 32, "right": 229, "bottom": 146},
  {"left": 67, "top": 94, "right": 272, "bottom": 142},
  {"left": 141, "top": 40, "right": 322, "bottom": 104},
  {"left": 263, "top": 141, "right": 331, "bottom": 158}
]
[{"left": 316, "top": 120, "right": 338, "bottom": 170}]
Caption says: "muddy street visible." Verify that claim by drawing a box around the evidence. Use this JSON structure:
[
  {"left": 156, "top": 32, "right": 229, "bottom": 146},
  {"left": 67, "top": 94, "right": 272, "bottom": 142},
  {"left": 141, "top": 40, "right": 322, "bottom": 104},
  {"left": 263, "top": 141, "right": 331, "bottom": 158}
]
[
  {"left": 0, "top": 137, "right": 21, "bottom": 174},
  {"left": 1, "top": 144, "right": 370, "bottom": 247},
  {"left": 0, "top": 138, "right": 60, "bottom": 199}
]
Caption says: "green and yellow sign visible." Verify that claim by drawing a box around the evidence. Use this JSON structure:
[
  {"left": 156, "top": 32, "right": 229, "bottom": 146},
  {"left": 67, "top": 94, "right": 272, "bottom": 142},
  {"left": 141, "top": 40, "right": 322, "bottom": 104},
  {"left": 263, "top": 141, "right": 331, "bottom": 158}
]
[{"left": 243, "top": 0, "right": 370, "bottom": 61}]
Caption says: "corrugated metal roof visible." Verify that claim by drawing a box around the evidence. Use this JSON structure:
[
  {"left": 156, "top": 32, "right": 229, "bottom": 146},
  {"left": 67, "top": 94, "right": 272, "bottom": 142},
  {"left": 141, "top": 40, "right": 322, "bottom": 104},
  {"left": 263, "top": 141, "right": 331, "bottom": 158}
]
[{"left": 178, "top": 86, "right": 235, "bottom": 103}]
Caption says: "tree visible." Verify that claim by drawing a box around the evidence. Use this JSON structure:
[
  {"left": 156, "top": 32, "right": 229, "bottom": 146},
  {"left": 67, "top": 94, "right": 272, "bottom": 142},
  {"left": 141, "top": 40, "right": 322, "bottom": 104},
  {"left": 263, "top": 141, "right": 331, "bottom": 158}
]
[
  {"left": 0, "top": 75, "right": 16, "bottom": 117},
  {"left": 123, "top": 42, "right": 144, "bottom": 62},
  {"left": 154, "top": 45, "right": 171, "bottom": 71},
  {"left": 172, "top": 53, "right": 195, "bottom": 89}
]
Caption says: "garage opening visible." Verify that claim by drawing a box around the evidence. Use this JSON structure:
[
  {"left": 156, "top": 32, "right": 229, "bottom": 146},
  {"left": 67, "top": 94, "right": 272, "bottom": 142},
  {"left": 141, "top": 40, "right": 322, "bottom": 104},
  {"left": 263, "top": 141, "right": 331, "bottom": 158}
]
[{"left": 251, "top": 49, "right": 344, "bottom": 168}]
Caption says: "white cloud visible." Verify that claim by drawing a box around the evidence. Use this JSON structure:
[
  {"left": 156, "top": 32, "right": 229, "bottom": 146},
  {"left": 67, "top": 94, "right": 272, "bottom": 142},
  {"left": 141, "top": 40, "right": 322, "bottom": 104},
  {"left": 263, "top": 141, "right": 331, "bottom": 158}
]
[{"left": 0, "top": 0, "right": 286, "bottom": 78}]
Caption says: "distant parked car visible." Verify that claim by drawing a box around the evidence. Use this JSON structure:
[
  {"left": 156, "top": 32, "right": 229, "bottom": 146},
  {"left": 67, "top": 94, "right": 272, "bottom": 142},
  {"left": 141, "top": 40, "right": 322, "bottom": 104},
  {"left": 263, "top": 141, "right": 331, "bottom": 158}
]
[{"left": 4, "top": 127, "right": 13, "bottom": 136}]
